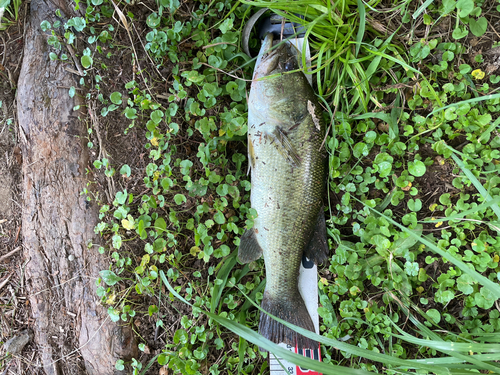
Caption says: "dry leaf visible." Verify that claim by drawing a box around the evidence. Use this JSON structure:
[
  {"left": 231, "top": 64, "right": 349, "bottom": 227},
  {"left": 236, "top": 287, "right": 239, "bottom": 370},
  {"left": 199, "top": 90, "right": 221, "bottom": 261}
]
[
  {"left": 122, "top": 219, "right": 135, "bottom": 230},
  {"left": 307, "top": 100, "right": 321, "bottom": 131},
  {"left": 110, "top": 0, "right": 129, "bottom": 31},
  {"left": 378, "top": 123, "right": 390, "bottom": 132}
]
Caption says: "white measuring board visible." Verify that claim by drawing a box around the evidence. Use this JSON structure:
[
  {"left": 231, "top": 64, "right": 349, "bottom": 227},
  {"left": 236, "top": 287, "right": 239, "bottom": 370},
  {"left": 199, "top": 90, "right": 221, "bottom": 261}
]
[{"left": 269, "top": 256, "right": 322, "bottom": 375}]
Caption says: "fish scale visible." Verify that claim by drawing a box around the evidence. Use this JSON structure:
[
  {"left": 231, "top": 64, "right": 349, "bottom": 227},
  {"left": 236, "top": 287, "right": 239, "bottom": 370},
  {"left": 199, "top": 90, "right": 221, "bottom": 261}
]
[{"left": 239, "top": 33, "right": 328, "bottom": 349}]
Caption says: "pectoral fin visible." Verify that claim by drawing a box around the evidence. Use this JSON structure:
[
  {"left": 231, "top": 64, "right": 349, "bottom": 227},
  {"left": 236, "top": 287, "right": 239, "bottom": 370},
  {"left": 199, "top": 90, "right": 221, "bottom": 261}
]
[
  {"left": 267, "top": 128, "right": 301, "bottom": 167},
  {"left": 238, "top": 228, "right": 263, "bottom": 263},
  {"left": 304, "top": 209, "right": 329, "bottom": 265}
]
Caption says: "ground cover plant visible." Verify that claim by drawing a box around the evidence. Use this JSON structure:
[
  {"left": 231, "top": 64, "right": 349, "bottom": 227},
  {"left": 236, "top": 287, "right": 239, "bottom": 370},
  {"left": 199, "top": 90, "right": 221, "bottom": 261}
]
[
  {"left": 0, "top": 0, "right": 22, "bottom": 31},
  {"left": 35, "top": 0, "right": 500, "bottom": 373}
]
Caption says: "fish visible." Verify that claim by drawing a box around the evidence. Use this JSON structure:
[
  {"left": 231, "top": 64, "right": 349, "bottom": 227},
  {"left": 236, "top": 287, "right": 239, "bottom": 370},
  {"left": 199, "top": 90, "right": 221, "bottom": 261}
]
[{"left": 238, "top": 33, "right": 328, "bottom": 350}]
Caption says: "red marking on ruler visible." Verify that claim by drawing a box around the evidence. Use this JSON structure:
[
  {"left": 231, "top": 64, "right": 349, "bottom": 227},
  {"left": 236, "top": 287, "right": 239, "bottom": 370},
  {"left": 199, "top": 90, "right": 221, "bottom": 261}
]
[{"left": 295, "top": 344, "right": 322, "bottom": 375}]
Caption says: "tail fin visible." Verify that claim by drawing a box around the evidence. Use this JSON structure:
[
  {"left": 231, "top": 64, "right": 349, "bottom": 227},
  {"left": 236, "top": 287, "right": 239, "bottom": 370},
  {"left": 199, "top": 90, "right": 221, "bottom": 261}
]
[{"left": 259, "top": 290, "right": 317, "bottom": 350}]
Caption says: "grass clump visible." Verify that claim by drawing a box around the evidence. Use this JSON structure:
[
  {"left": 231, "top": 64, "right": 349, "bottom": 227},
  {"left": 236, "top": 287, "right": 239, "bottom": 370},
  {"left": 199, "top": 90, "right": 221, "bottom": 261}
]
[{"left": 0, "top": 0, "right": 22, "bottom": 31}]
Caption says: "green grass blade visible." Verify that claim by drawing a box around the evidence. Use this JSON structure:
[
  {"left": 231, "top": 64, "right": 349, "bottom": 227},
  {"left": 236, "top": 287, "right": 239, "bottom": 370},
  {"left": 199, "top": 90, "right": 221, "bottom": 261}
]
[
  {"left": 233, "top": 287, "right": 451, "bottom": 374},
  {"left": 353, "top": 111, "right": 391, "bottom": 123},
  {"left": 423, "top": 197, "right": 500, "bottom": 224},
  {"left": 478, "top": 117, "right": 500, "bottom": 143},
  {"left": 139, "top": 354, "right": 160, "bottom": 375},
  {"left": 364, "top": 32, "right": 395, "bottom": 80},
  {"left": 355, "top": 198, "right": 500, "bottom": 300},
  {"left": 161, "top": 271, "right": 454, "bottom": 374},
  {"left": 409, "top": 354, "right": 500, "bottom": 365},
  {"left": 161, "top": 270, "right": 374, "bottom": 375},
  {"left": 210, "top": 250, "right": 238, "bottom": 313},
  {"left": 384, "top": 304, "right": 500, "bottom": 373},
  {"left": 390, "top": 322, "right": 500, "bottom": 373},
  {"left": 237, "top": 278, "right": 266, "bottom": 373},
  {"left": 450, "top": 152, "right": 500, "bottom": 219},
  {"left": 390, "top": 98, "right": 401, "bottom": 139},
  {"left": 239, "top": 278, "right": 266, "bottom": 312},
  {"left": 361, "top": 44, "right": 444, "bottom": 108},
  {"left": 413, "top": 0, "right": 435, "bottom": 19},
  {"left": 461, "top": 333, "right": 500, "bottom": 343},
  {"left": 355, "top": 0, "right": 365, "bottom": 57},
  {"left": 391, "top": 331, "right": 500, "bottom": 353},
  {"left": 315, "top": 42, "right": 328, "bottom": 95},
  {"left": 426, "top": 93, "right": 500, "bottom": 118}
]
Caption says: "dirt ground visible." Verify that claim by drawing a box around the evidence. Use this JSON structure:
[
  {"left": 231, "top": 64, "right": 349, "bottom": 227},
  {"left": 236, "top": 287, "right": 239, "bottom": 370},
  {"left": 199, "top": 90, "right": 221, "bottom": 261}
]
[{"left": 0, "top": 5, "right": 43, "bottom": 374}]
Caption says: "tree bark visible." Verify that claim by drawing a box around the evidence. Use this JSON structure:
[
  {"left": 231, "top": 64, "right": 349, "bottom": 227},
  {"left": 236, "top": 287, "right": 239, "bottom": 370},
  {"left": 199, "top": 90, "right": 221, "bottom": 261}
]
[{"left": 17, "top": 0, "right": 137, "bottom": 374}]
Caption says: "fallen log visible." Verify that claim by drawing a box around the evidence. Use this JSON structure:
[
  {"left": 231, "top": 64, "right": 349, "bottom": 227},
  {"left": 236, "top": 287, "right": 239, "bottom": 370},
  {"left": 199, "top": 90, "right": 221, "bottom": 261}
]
[{"left": 17, "top": 0, "right": 137, "bottom": 373}]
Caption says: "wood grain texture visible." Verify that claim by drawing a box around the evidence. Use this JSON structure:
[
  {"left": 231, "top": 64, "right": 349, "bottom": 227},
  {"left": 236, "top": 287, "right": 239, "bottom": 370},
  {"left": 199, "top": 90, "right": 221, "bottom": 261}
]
[{"left": 17, "top": 1, "right": 137, "bottom": 373}]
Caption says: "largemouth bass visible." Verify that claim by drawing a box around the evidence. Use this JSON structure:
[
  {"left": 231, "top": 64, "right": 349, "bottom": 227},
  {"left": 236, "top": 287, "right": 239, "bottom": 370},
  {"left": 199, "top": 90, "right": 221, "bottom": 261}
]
[{"left": 239, "top": 33, "right": 328, "bottom": 349}]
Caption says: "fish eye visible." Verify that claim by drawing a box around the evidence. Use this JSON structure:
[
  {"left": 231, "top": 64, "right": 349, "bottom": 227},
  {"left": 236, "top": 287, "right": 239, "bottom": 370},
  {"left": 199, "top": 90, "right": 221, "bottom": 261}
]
[{"left": 283, "top": 54, "right": 299, "bottom": 71}]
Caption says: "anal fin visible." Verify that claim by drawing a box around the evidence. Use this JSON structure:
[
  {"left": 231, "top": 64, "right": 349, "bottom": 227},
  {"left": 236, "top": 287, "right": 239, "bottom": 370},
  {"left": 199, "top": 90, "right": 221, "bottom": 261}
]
[
  {"left": 304, "top": 209, "right": 329, "bottom": 265},
  {"left": 238, "top": 228, "right": 263, "bottom": 263}
]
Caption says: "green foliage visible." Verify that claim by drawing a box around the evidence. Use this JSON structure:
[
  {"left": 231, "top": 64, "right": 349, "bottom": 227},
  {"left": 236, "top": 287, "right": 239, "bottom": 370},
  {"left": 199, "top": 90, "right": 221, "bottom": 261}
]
[{"left": 43, "top": 0, "right": 500, "bottom": 372}]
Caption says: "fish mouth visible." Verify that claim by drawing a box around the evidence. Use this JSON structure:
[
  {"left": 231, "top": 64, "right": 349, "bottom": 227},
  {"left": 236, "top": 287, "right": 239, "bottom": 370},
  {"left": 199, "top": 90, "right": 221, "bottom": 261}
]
[
  {"left": 256, "top": 33, "right": 297, "bottom": 77},
  {"left": 261, "top": 33, "right": 276, "bottom": 57},
  {"left": 258, "top": 33, "right": 281, "bottom": 75}
]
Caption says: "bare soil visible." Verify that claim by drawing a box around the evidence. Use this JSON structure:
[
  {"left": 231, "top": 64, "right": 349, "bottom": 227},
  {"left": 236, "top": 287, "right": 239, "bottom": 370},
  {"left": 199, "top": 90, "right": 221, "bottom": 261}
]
[{"left": 0, "top": 5, "right": 38, "bottom": 373}]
